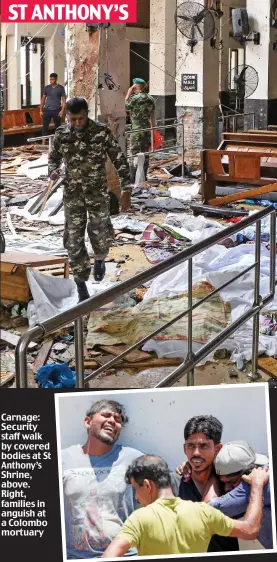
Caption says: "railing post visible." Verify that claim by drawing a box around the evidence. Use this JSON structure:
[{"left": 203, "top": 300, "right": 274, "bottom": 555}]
[
  {"left": 181, "top": 119, "right": 185, "bottom": 178},
  {"left": 250, "top": 220, "right": 261, "bottom": 380},
  {"left": 150, "top": 126, "right": 154, "bottom": 152},
  {"left": 74, "top": 317, "right": 85, "bottom": 388},
  {"left": 186, "top": 258, "right": 195, "bottom": 386},
  {"left": 15, "top": 326, "right": 44, "bottom": 388},
  {"left": 270, "top": 211, "right": 276, "bottom": 297}
]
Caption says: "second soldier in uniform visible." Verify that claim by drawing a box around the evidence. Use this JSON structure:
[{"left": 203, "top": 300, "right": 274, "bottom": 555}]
[
  {"left": 125, "top": 78, "right": 156, "bottom": 182},
  {"left": 48, "top": 97, "right": 131, "bottom": 302}
]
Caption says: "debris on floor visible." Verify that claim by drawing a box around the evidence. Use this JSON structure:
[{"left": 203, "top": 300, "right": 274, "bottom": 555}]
[{"left": 1, "top": 144, "right": 276, "bottom": 389}]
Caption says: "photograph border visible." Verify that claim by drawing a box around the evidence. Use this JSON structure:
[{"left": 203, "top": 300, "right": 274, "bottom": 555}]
[{"left": 54, "top": 383, "right": 277, "bottom": 561}]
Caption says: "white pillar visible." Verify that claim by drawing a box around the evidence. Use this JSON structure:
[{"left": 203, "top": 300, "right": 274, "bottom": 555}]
[
  {"left": 175, "top": 2, "right": 220, "bottom": 163},
  {"left": 7, "top": 26, "right": 21, "bottom": 109},
  {"left": 245, "top": 0, "right": 277, "bottom": 128},
  {"left": 98, "top": 24, "right": 129, "bottom": 152},
  {"left": 45, "top": 30, "right": 65, "bottom": 85},
  {"left": 149, "top": 0, "right": 176, "bottom": 121}
]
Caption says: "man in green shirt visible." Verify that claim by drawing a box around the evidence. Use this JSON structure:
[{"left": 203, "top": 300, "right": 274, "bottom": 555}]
[{"left": 102, "top": 454, "right": 269, "bottom": 558}]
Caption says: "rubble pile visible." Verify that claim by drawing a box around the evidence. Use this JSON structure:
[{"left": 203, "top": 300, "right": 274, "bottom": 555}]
[{"left": 1, "top": 146, "right": 277, "bottom": 388}]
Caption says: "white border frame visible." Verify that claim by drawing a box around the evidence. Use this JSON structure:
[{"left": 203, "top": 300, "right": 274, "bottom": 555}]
[{"left": 54, "top": 383, "right": 277, "bottom": 561}]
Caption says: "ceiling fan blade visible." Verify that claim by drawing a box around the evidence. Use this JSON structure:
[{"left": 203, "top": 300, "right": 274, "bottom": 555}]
[
  {"left": 194, "top": 9, "right": 207, "bottom": 24},
  {"left": 196, "top": 24, "right": 204, "bottom": 38},
  {"left": 177, "top": 15, "right": 194, "bottom": 23}
]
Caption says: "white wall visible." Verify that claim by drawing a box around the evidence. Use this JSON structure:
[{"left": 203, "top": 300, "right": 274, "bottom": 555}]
[
  {"left": 175, "top": 1, "right": 219, "bottom": 108},
  {"left": 56, "top": 384, "right": 270, "bottom": 471},
  {"left": 245, "top": 0, "right": 270, "bottom": 100},
  {"left": 149, "top": 0, "right": 176, "bottom": 96}
]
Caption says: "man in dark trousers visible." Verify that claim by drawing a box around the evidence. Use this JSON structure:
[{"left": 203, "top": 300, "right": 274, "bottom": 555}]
[
  {"left": 171, "top": 415, "right": 240, "bottom": 552},
  {"left": 40, "top": 73, "right": 66, "bottom": 144},
  {"left": 48, "top": 97, "right": 131, "bottom": 301}
]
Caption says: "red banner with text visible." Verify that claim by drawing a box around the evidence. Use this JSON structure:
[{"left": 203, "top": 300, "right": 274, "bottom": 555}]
[{"left": 1, "top": 1, "right": 137, "bottom": 23}]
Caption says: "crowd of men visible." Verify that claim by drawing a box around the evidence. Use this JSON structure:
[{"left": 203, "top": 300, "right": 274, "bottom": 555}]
[{"left": 61, "top": 399, "right": 273, "bottom": 559}]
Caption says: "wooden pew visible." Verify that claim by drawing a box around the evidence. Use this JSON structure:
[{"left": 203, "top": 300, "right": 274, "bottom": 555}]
[
  {"left": 201, "top": 149, "right": 277, "bottom": 202},
  {"left": 3, "top": 107, "right": 55, "bottom": 137},
  {"left": 268, "top": 125, "right": 277, "bottom": 131},
  {"left": 220, "top": 132, "right": 277, "bottom": 144}
]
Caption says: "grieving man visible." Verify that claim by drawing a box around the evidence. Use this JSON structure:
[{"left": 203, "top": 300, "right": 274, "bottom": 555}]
[
  {"left": 171, "top": 415, "right": 239, "bottom": 552},
  {"left": 62, "top": 399, "right": 143, "bottom": 559},
  {"left": 208, "top": 440, "right": 272, "bottom": 549}
]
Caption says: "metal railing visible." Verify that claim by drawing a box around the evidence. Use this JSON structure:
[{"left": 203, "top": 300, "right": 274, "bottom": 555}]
[
  {"left": 27, "top": 134, "right": 54, "bottom": 152},
  {"left": 15, "top": 207, "right": 276, "bottom": 389},
  {"left": 220, "top": 112, "right": 256, "bottom": 133},
  {"left": 126, "top": 119, "right": 185, "bottom": 177}
]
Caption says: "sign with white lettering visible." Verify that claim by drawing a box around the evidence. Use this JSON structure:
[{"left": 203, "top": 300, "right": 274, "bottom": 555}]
[{"left": 181, "top": 74, "right": 198, "bottom": 92}]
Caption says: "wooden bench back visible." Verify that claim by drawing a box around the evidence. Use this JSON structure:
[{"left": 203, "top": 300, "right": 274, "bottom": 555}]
[
  {"left": 222, "top": 132, "right": 277, "bottom": 144},
  {"left": 2, "top": 109, "right": 27, "bottom": 129},
  {"left": 202, "top": 149, "right": 277, "bottom": 182},
  {"left": 26, "top": 107, "right": 42, "bottom": 125},
  {"left": 2, "top": 107, "right": 42, "bottom": 130}
]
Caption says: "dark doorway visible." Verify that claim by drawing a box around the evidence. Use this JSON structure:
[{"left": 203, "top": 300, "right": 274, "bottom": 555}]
[{"left": 130, "top": 42, "right": 149, "bottom": 85}]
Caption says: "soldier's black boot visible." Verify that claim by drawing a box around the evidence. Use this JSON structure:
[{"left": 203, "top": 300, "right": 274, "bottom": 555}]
[
  {"left": 94, "top": 260, "right": 106, "bottom": 282},
  {"left": 75, "top": 279, "right": 90, "bottom": 302}
]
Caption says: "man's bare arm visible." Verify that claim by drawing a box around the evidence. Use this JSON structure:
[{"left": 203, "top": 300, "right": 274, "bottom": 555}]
[
  {"left": 40, "top": 94, "right": 46, "bottom": 116},
  {"left": 60, "top": 95, "right": 66, "bottom": 117},
  {"left": 102, "top": 536, "right": 131, "bottom": 558},
  {"left": 229, "top": 467, "right": 269, "bottom": 540}
]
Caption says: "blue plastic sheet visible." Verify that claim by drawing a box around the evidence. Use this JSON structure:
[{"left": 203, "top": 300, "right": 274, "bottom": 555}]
[{"left": 35, "top": 363, "right": 76, "bottom": 388}]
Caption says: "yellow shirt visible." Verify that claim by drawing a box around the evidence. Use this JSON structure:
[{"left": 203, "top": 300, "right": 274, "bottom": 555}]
[{"left": 117, "top": 498, "right": 234, "bottom": 556}]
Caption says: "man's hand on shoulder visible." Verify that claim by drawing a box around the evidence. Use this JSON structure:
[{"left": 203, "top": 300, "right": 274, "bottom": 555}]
[
  {"left": 242, "top": 466, "right": 269, "bottom": 487},
  {"left": 176, "top": 460, "right": 191, "bottom": 478}
]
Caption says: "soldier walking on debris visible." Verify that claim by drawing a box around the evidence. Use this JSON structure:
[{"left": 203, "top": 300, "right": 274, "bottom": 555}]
[
  {"left": 48, "top": 97, "right": 131, "bottom": 302},
  {"left": 125, "top": 78, "right": 156, "bottom": 183}
]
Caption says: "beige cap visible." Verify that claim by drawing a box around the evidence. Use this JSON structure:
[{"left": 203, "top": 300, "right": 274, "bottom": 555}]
[{"left": 214, "top": 440, "right": 269, "bottom": 475}]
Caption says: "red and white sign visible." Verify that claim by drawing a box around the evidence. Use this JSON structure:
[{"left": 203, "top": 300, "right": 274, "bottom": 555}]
[{"left": 1, "top": 1, "right": 137, "bottom": 23}]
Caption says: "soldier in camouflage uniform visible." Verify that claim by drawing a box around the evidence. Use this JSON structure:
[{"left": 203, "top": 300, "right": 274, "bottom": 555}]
[
  {"left": 125, "top": 78, "right": 156, "bottom": 183},
  {"left": 48, "top": 97, "right": 131, "bottom": 302}
]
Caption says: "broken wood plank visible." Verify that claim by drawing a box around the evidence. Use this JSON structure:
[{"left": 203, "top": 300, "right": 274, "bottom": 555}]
[
  {"left": 72, "top": 358, "right": 183, "bottom": 370},
  {"left": 32, "top": 338, "right": 53, "bottom": 372},
  {"left": 99, "top": 344, "right": 152, "bottom": 363},
  {"left": 208, "top": 182, "right": 277, "bottom": 206},
  {"left": 0, "top": 329, "right": 38, "bottom": 349},
  {"left": 70, "top": 359, "right": 100, "bottom": 369},
  {"left": 257, "top": 357, "right": 277, "bottom": 381},
  {"left": 149, "top": 156, "right": 179, "bottom": 170},
  {"left": 38, "top": 179, "right": 54, "bottom": 216}
]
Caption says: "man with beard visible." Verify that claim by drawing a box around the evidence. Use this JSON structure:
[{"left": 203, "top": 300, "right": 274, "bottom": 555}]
[
  {"left": 61, "top": 400, "right": 143, "bottom": 559},
  {"left": 170, "top": 415, "right": 239, "bottom": 552}
]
